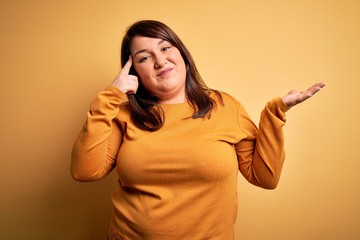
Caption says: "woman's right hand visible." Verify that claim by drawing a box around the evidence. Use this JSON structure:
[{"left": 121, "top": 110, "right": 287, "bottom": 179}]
[{"left": 111, "top": 56, "right": 139, "bottom": 94}]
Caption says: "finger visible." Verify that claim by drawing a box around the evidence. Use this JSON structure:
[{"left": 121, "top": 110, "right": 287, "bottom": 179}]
[
  {"left": 307, "top": 82, "right": 326, "bottom": 91},
  {"left": 306, "top": 82, "right": 326, "bottom": 96},
  {"left": 120, "top": 56, "right": 133, "bottom": 75}
]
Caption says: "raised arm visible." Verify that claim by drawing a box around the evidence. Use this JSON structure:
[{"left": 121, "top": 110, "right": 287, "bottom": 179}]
[
  {"left": 71, "top": 57, "right": 138, "bottom": 181},
  {"left": 236, "top": 82, "right": 325, "bottom": 189},
  {"left": 71, "top": 86, "right": 126, "bottom": 181}
]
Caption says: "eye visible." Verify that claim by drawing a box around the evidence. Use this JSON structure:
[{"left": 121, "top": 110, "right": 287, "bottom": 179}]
[
  {"left": 139, "top": 55, "right": 151, "bottom": 63},
  {"left": 162, "top": 46, "right": 171, "bottom": 51}
]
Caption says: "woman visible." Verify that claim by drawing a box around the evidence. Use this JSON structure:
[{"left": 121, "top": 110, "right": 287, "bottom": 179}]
[{"left": 71, "top": 20, "right": 325, "bottom": 240}]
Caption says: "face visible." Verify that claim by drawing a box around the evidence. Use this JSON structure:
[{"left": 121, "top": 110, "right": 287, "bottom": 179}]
[{"left": 130, "top": 36, "right": 187, "bottom": 104}]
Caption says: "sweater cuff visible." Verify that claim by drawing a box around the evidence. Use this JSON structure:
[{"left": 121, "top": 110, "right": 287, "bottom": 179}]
[
  {"left": 105, "top": 85, "right": 128, "bottom": 101},
  {"left": 266, "top": 97, "right": 291, "bottom": 122},
  {"left": 274, "top": 97, "right": 291, "bottom": 113}
]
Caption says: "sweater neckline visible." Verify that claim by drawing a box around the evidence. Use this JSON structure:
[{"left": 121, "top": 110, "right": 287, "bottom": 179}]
[
  {"left": 159, "top": 101, "right": 189, "bottom": 107},
  {"left": 159, "top": 101, "right": 192, "bottom": 119}
]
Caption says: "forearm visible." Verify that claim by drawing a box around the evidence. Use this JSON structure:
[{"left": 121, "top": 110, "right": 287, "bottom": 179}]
[
  {"left": 238, "top": 97, "right": 290, "bottom": 189},
  {"left": 71, "top": 85, "right": 126, "bottom": 181}
]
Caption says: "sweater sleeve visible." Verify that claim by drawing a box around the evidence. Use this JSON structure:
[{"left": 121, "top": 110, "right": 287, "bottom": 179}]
[
  {"left": 235, "top": 97, "right": 290, "bottom": 189},
  {"left": 71, "top": 85, "right": 127, "bottom": 182}
]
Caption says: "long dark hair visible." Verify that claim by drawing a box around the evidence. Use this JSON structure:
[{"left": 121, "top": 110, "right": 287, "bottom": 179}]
[{"left": 121, "top": 20, "right": 222, "bottom": 131}]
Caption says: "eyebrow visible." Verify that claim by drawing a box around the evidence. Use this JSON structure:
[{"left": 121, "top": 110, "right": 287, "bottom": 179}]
[{"left": 133, "top": 39, "right": 166, "bottom": 57}]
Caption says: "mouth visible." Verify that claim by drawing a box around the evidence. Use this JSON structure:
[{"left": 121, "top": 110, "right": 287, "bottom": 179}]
[{"left": 157, "top": 68, "right": 173, "bottom": 77}]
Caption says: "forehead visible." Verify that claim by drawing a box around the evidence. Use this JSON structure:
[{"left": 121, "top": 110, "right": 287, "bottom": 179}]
[{"left": 131, "top": 36, "right": 166, "bottom": 52}]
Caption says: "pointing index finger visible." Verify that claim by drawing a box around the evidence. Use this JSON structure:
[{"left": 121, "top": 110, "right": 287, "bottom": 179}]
[{"left": 120, "top": 56, "right": 133, "bottom": 75}]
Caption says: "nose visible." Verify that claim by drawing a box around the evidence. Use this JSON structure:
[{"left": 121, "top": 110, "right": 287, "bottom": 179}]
[{"left": 154, "top": 55, "right": 167, "bottom": 69}]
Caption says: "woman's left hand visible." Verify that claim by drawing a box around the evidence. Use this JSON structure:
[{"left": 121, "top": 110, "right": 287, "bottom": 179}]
[{"left": 282, "top": 82, "right": 326, "bottom": 107}]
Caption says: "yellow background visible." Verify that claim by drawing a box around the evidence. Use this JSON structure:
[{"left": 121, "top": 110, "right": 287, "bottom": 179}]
[{"left": 1, "top": 0, "right": 359, "bottom": 239}]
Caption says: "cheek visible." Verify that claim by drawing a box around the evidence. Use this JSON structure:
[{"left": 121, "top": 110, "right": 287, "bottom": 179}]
[
  {"left": 133, "top": 65, "right": 154, "bottom": 90},
  {"left": 134, "top": 64, "right": 151, "bottom": 79},
  {"left": 172, "top": 51, "right": 186, "bottom": 73},
  {"left": 176, "top": 57, "right": 187, "bottom": 78}
]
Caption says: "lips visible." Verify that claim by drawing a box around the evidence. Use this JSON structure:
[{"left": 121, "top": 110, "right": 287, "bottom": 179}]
[{"left": 157, "top": 68, "right": 173, "bottom": 77}]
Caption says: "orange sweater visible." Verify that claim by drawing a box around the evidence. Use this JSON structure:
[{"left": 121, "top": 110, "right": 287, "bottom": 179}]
[{"left": 71, "top": 85, "right": 290, "bottom": 240}]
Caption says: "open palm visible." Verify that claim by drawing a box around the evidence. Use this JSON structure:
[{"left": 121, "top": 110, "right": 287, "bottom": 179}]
[{"left": 282, "top": 82, "right": 326, "bottom": 107}]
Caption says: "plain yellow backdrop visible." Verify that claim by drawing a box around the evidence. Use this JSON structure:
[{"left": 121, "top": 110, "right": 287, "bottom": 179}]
[{"left": 1, "top": 0, "right": 359, "bottom": 239}]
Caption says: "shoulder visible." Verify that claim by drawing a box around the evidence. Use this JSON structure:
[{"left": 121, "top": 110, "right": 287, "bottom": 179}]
[
  {"left": 208, "top": 90, "right": 245, "bottom": 121},
  {"left": 209, "top": 90, "right": 252, "bottom": 118},
  {"left": 210, "top": 90, "right": 241, "bottom": 107}
]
